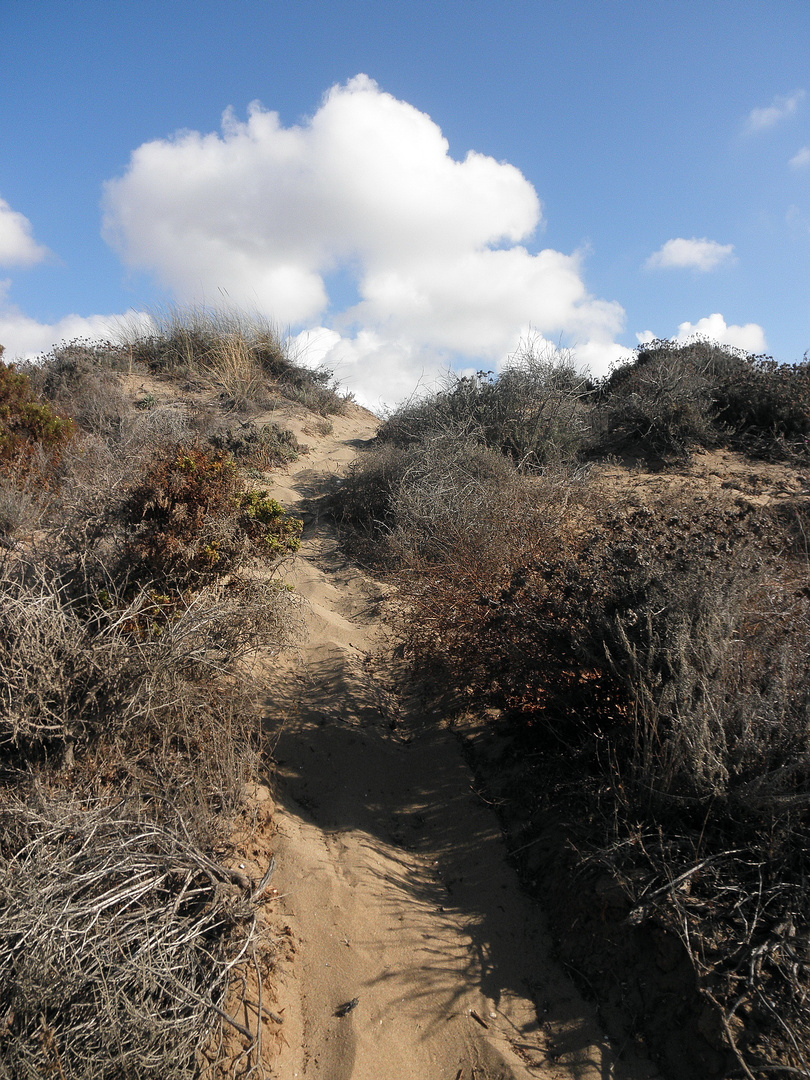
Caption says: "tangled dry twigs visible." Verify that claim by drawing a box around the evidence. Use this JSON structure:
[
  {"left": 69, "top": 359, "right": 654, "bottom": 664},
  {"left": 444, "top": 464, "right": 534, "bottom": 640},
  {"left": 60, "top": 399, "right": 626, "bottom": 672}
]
[
  {"left": 605, "top": 830, "right": 810, "bottom": 1078},
  {"left": 0, "top": 796, "right": 276, "bottom": 1080}
]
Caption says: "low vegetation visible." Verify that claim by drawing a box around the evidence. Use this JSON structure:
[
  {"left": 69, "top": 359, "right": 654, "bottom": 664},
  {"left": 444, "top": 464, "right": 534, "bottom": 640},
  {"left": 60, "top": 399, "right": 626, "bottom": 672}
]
[
  {"left": 3, "top": 314, "right": 809, "bottom": 1079},
  {"left": 594, "top": 337, "right": 810, "bottom": 460},
  {"left": 0, "top": 313, "right": 314, "bottom": 1078},
  {"left": 339, "top": 337, "right": 810, "bottom": 1078},
  {"left": 119, "top": 306, "right": 347, "bottom": 415}
]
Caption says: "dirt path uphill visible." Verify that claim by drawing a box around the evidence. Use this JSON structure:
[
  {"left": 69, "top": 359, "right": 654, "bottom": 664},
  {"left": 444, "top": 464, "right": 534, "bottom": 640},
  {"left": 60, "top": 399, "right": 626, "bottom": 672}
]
[{"left": 263, "top": 403, "right": 661, "bottom": 1080}]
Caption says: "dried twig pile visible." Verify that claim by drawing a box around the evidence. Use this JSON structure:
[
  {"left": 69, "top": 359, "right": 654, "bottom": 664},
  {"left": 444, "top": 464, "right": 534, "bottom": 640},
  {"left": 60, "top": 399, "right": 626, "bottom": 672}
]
[
  {"left": 616, "top": 834, "right": 810, "bottom": 1078},
  {"left": 0, "top": 796, "right": 271, "bottom": 1080}
]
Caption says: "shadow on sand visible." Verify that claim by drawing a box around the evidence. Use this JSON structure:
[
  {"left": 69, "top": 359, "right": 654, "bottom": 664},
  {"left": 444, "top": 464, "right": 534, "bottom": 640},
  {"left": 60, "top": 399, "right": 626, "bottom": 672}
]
[{"left": 265, "top": 638, "right": 647, "bottom": 1080}]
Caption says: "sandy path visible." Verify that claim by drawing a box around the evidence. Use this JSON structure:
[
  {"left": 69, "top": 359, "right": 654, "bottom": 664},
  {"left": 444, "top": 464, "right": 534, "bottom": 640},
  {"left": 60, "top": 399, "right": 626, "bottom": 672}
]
[{"left": 263, "top": 405, "right": 659, "bottom": 1080}]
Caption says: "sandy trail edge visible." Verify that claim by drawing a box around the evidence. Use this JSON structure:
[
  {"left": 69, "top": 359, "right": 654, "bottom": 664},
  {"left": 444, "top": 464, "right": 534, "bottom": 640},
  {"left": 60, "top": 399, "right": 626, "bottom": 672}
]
[{"left": 262, "top": 405, "right": 661, "bottom": 1080}]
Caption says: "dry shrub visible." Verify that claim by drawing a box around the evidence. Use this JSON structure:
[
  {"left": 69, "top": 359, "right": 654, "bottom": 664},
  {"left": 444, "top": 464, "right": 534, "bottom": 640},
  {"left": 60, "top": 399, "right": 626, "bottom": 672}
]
[
  {"left": 594, "top": 342, "right": 718, "bottom": 459},
  {"left": 280, "top": 374, "right": 346, "bottom": 417},
  {"left": 714, "top": 355, "right": 810, "bottom": 457},
  {"left": 0, "top": 320, "right": 306, "bottom": 1078},
  {"left": 391, "top": 477, "right": 810, "bottom": 1074},
  {"left": 0, "top": 560, "right": 136, "bottom": 753},
  {"left": 0, "top": 794, "right": 273, "bottom": 1080},
  {"left": 595, "top": 338, "right": 810, "bottom": 461},
  {"left": 380, "top": 339, "right": 590, "bottom": 469},
  {"left": 398, "top": 486, "right": 810, "bottom": 807},
  {"left": 0, "top": 557, "right": 296, "bottom": 1080},
  {"left": 23, "top": 339, "right": 136, "bottom": 439},
  {"left": 129, "top": 403, "right": 197, "bottom": 448},
  {"left": 337, "top": 431, "right": 545, "bottom": 569},
  {"left": 336, "top": 441, "right": 413, "bottom": 541},
  {"left": 0, "top": 558, "right": 300, "bottom": 763},
  {"left": 0, "top": 473, "right": 46, "bottom": 540},
  {"left": 210, "top": 420, "right": 302, "bottom": 469}
]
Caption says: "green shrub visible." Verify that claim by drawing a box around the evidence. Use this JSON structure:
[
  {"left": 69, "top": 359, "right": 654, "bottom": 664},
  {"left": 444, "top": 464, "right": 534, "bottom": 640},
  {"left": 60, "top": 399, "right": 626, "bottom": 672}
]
[
  {"left": 121, "top": 443, "right": 301, "bottom": 586},
  {"left": 236, "top": 489, "right": 303, "bottom": 554},
  {"left": 122, "top": 445, "right": 239, "bottom": 583},
  {"left": 0, "top": 361, "right": 75, "bottom": 471}
]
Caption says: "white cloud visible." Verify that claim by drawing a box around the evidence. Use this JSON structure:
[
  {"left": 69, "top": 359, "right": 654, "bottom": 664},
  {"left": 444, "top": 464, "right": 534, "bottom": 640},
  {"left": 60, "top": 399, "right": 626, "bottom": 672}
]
[
  {"left": 103, "top": 75, "right": 626, "bottom": 404},
  {"left": 0, "top": 197, "right": 51, "bottom": 268},
  {"left": 645, "top": 237, "right": 735, "bottom": 272},
  {"left": 293, "top": 326, "right": 431, "bottom": 410},
  {"left": 0, "top": 300, "right": 146, "bottom": 363},
  {"left": 790, "top": 146, "right": 810, "bottom": 169},
  {"left": 676, "top": 313, "right": 767, "bottom": 353},
  {"left": 745, "top": 90, "right": 805, "bottom": 133},
  {"left": 572, "top": 338, "right": 634, "bottom": 375}
]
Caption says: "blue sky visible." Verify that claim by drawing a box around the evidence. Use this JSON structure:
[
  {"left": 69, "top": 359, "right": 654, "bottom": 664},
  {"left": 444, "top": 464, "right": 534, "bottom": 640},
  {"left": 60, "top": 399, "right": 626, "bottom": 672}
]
[{"left": 1, "top": 0, "right": 808, "bottom": 406}]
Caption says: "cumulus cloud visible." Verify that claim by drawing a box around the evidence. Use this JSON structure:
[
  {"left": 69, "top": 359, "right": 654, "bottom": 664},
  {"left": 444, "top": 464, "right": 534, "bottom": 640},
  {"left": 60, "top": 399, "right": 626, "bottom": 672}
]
[
  {"left": 745, "top": 90, "right": 805, "bottom": 133},
  {"left": 675, "top": 313, "right": 767, "bottom": 353},
  {"left": 103, "top": 75, "right": 626, "bottom": 405},
  {"left": 0, "top": 299, "right": 147, "bottom": 363},
  {"left": 645, "top": 237, "right": 735, "bottom": 272},
  {"left": 790, "top": 146, "right": 810, "bottom": 169},
  {"left": 0, "top": 197, "right": 51, "bottom": 268}
]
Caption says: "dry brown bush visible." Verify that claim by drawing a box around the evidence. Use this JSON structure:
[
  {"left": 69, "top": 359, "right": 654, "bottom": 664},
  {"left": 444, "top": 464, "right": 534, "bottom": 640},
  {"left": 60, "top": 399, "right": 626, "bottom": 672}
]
[
  {"left": 0, "top": 312, "right": 319, "bottom": 1078},
  {"left": 0, "top": 473, "right": 47, "bottom": 540},
  {"left": 380, "top": 340, "right": 591, "bottom": 469},
  {"left": 23, "top": 340, "right": 137, "bottom": 439},
  {"left": 336, "top": 430, "right": 576, "bottom": 572},
  {"left": 353, "top": 445, "right": 810, "bottom": 1073},
  {"left": 0, "top": 557, "right": 300, "bottom": 762},
  {"left": 0, "top": 793, "right": 276, "bottom": 1080},
  {"left": 594, "top": 338, "right": 810, "bottom": 462},
  {"left": 209, "top": 420, "right": 303, "bottom": 469},
  {"left": 0, "top": 441, "right": 301, "bottom": 1077}
]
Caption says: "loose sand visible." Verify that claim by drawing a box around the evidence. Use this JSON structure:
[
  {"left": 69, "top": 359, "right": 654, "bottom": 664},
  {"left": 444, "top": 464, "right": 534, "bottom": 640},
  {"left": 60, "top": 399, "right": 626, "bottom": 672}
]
[{"left": 259, "top": 403, "right": 661, "bottom": 1080}]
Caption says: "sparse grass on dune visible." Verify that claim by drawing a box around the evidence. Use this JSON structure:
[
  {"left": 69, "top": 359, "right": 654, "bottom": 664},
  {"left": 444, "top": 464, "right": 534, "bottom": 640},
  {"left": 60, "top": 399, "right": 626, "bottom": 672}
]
[{"left": 114, "top": 304, "right": 348, "bottom": 415}]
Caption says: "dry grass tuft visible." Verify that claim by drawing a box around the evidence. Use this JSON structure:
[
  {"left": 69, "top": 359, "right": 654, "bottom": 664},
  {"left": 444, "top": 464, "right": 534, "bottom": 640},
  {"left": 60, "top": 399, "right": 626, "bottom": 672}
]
[{"left": 116, "top": 305, "right": 346, "bottom": 415}]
